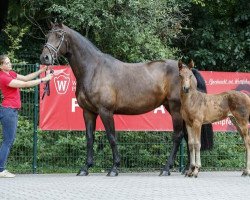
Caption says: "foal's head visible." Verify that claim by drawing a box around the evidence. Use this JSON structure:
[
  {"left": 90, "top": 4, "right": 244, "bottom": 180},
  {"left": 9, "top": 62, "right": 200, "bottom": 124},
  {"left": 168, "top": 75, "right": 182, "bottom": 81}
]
[
  {"left": 40, "top": 22, "right": 68, "bottom": 65},
  {"left": 178, "top": 60, "right": 196, "bottom": 93}
]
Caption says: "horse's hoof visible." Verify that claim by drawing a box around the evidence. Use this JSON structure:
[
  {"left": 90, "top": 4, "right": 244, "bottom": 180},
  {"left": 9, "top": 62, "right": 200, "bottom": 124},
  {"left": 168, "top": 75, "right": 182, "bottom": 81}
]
[
  {"left": 107, "top": 171, "right": 118, "bottom": 177},
  {"left": 77, "top": 169, "right": 89, "bottom": 176},
  {"left": 185, "top": 171, "right": 193, "bottom": 177},
  {"left": 241, "top": 170, "right": 250, "bottom": 177},
  {"left": 159, "top": 170, "right": 170, "bottom": 176},
  {"left": 193, "top": 168, "right": 199, "bottom": 178},
  {"left": 107, "top": 169, "right": 118, "bottom": 177}
]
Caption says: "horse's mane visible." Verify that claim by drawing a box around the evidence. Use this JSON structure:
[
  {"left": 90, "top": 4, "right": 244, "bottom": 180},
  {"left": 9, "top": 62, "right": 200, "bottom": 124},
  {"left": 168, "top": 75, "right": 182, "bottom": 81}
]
[
  {"left": 192, "top": 68, "right": 207, "bottom": 93},
  {"left": 71, "top": 29, "right": 102, "bottom": 52},
  {"left": 68, "top": 27, "right": 123, "bottom": 63}
]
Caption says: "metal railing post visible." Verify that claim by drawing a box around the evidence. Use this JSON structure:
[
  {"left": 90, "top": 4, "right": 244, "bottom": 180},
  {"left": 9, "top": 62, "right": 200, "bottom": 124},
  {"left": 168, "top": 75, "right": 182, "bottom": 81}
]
[{"left": 33, "top": 63, "right": 39, "bottom": 173}]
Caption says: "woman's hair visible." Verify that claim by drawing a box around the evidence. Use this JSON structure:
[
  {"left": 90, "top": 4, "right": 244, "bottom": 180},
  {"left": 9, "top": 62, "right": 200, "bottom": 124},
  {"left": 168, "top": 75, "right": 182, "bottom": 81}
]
[
  {"left": 0, "top": 55, "right": 9, "bottom": 71},
  {"left": 0, "top": 54, "right": 8, "bottom": 65}
]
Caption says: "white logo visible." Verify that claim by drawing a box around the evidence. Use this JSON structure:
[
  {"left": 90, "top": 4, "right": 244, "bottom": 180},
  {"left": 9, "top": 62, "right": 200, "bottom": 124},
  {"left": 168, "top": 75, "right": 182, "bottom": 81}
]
[{"left": 53, "top": 71, "right": 70, "bottom": 94}]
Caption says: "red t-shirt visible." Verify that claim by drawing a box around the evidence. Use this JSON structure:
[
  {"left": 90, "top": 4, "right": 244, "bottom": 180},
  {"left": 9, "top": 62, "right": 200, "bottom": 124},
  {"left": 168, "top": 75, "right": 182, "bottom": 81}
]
[{"left": 0, "top": 70, "right": 21, "bottom": 109}]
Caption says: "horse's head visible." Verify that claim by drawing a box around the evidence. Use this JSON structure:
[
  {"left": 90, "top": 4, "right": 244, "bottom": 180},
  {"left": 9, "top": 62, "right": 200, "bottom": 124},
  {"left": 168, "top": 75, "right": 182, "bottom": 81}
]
[
  {"left": 178, "top": 60, "right": 196, "bottom": 93},
  {"left": 40, "top": 22, "right": 68, "bottom": 65}
]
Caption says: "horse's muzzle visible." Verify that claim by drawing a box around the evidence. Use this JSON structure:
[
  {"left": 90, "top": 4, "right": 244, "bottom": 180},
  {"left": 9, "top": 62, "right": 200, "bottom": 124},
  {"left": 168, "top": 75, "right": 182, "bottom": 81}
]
[
  {"left": 183, "top": 87, "right": 190, "bottom": 93},
  {"left": 40, "top": 54, "right": 53, "bottom": 65}
]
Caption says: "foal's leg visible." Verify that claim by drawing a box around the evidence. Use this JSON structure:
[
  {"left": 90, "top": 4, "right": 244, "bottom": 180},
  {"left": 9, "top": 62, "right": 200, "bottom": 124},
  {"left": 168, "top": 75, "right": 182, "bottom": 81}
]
[
  {"left": 77, "top": 110, "right": 97, "bottom": 176},
  {"left": 230, "top": 116, "right": 250, "bottom": 176},
  {"left": 185, "top": 123, "right": 202, "bottom": 178},
  {"left": 241, "top": 126, "right": 250, "bottom": 176},
  {"left": 192, "top": 124, "right": 202, "bottom": 178},
  {"left": 182, "top": 126, "right": 190, "bottom": 174},
  {"left": 160, "top": 102, "right": 184, "bottom": 176},
  {"left": 99, "top": 108, "right": 120, "bottom": 176},
  {"left": 185, "top": 125, "right": 196, "bottom": 177}
]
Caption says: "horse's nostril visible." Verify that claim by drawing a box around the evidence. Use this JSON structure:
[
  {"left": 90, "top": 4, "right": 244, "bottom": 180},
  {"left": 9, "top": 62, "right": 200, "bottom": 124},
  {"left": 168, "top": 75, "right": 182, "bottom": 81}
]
[{"left": 44, "top": 55, "right": 49, "bottom": 61}]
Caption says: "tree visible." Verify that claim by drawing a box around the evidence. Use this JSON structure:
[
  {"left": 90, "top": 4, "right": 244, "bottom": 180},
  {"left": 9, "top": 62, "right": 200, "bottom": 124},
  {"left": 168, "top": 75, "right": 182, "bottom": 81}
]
[
  {"left": 174, "top": 0, "right": 250, "bottom": 72},
  {"left": 0, "top": 0, "right": 9, "bottom": 31},
  {"left": 4, "top": 0, "right": 187, "bottom": 63}
]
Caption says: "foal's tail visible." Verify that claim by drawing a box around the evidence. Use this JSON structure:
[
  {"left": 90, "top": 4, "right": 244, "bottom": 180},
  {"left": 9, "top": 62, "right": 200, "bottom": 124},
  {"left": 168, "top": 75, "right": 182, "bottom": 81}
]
[{"left": 192, "top": 68, "right": 214, "bottom": 150}]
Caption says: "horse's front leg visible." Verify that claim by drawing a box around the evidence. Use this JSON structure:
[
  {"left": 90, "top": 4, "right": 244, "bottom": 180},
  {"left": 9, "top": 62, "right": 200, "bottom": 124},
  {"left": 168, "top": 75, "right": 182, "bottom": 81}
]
[
  {"left": 161, "top": 104, "right": 184, "bottom": 176},
  {"left": 193, "top": 124, "right": 202, "bottom": 178},
  {"left": 77, "top": 110, "right": 97, "bottom": 176},
  {"left": 99, "top": 108, "right": 120, "bottom": 176},
  {"left": 185, "top": 125, "right": 196, "bottom": 177},
  {"left": 182, "top": 130, "right": 190, "bottom": 174}
]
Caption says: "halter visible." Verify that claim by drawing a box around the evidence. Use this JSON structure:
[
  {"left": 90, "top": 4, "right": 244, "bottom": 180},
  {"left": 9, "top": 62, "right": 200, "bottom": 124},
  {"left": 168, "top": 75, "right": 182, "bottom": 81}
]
[
  {"left": 42, "top": 29, "right": 66, "bottom": 99},
  {"left": 44, "top": 29, "right": 66, "bottom": 64}
]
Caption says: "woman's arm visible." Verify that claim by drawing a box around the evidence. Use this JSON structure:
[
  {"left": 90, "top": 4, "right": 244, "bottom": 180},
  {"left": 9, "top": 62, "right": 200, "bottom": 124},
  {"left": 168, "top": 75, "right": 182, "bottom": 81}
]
[
  {"left": 8, "top": 73, "right": 53, "bottom": 88},
  {"left": 16, "top": 66, "right": 48, "bottom": 81}
]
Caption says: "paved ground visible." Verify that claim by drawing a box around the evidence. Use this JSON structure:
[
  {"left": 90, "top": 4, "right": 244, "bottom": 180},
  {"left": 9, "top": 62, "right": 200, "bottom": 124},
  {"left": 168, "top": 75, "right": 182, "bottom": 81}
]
[{"left": 0, "top": 172, "right": 249, "bottom": 200}]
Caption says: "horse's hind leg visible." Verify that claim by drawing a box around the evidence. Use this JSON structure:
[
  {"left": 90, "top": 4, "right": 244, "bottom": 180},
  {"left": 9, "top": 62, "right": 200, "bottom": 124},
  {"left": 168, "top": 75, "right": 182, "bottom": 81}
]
[
  {"left": 242, "top": 129, "right": 250, "bottom": 176},
  {"left": 77, "top": 110, "right": 97, "bottom": 176},
  {"left": 160, "top": 103, "right": 184, "bottom": 176},
  {"left": 242, "top": 127, "right": 250, "bottom": 177},
  {"left": 99, "top": 108, "right": 120, "bottom": 176},
  {"left": 229, "top": 115, "right": 250, "bottom": 176}
]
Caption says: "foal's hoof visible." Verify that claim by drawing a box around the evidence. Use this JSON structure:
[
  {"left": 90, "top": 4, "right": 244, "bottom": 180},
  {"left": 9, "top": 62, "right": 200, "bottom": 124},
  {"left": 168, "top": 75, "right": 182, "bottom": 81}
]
[
  {"left": 185, "top": 170, "right": 194, "bottom": 177},
  {"left": 107, "top": 168, "right": 118, "bottom": 177},
  {"left": 159, "top": 170, "right": 170, "bottom": 176},
  {"left": 241, "top": 170, "right": 250, "bottom": 177},
  {"left": 77, "top": 169, "right": 89, "bottom": 176}
]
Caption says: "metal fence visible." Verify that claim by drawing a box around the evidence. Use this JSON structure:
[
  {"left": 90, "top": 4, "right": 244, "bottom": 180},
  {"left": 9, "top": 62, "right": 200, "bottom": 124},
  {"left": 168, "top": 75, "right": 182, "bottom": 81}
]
[{"left": 0, "top": 64, "right": 245, "bottom": 174}]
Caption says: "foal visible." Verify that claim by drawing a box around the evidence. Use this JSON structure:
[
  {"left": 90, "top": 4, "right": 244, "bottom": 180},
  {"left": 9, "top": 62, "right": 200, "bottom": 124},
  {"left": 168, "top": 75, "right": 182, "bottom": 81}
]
[{"left": 178, "top": 60, "right": 250, "bottom": 177}]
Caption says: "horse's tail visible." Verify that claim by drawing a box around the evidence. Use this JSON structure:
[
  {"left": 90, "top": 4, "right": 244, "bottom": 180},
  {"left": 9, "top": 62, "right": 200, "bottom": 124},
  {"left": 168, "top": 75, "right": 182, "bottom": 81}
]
[{"left": 191, "top": 68, "right": 214, "bottom": 150}]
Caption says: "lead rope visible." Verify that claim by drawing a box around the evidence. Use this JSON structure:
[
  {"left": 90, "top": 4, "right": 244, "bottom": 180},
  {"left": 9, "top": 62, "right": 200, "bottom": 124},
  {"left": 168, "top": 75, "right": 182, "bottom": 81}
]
[{"left": 42, "top": 67, "right": 54, "bottom": 100}]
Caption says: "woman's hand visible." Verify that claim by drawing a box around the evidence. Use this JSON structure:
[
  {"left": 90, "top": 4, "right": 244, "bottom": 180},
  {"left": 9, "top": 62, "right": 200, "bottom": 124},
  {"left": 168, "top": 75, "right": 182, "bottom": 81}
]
[
  {"left": 41, "top": 73, "right": 53, "bottom": 82},
  {"left": 40, "top": 66, "right": 50, "bottom": 73}
]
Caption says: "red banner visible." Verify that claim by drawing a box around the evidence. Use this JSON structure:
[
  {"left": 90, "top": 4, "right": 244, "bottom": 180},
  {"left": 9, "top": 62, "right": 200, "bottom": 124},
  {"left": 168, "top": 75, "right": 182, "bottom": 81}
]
[{"left": 39, "top": 66, "right": 250, "bottom": 132}]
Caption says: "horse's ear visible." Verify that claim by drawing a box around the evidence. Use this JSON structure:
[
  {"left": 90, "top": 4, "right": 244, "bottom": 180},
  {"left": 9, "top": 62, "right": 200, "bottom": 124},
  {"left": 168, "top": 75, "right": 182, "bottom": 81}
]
[
  {"left": 48, "top": 21, "right": 54, "bottom": 29},
  {"left": 57, "top": 22, "right": 63, "bottom": 28},
  {"left": 188, "top": 59, "right": 195, "bottom": 69},
  {"left": 178, "top": 60, "right": 183, "bottom": 71}
]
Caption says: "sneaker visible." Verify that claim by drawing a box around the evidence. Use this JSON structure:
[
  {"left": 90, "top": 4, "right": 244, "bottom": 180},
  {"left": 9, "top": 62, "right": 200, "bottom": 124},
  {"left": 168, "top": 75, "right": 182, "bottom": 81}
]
[{"left": 0, "top": 170, "right": 15, "bottom": 178}]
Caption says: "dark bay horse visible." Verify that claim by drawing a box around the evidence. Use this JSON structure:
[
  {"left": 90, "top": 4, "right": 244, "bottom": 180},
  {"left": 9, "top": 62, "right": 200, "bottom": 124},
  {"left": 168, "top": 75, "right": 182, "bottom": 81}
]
[
  {"left": 40, "top": 23, "right": 213, "bottom": 176},
  {"left": 178, "top": 60, "right": 250, "bottom": 177}
]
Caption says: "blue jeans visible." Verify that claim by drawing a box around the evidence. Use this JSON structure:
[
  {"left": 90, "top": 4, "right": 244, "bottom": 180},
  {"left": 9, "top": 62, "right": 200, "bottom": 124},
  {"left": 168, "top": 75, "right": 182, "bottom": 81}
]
[{"left": 0, "top": 106, "right": 18, "bottom": 172}]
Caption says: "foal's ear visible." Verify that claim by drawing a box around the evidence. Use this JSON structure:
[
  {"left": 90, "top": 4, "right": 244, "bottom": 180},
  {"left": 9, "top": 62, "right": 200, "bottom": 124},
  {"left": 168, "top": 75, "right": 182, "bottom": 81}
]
[
  {"left": 57, "top": 22, "right": 63, "bottom": 28},
  {"left": 48, "top": 21, "right": 54, "bottom": 29},
  {"left": 178, "top": 60, "right": 183, "bottom": 71},
  {"left": 188, "top": 59, "right": 195, "bottom": 69}
]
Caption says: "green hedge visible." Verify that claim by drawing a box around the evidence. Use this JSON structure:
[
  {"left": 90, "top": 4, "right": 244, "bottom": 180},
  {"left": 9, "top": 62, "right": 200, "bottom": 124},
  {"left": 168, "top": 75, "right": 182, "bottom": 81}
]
[{"left": 4, "top": 115, "right": 245, "bottom": 174}]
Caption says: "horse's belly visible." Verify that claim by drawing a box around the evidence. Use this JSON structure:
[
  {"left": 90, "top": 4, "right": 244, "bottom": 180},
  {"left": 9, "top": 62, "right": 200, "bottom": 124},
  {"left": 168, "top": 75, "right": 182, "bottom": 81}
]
[
  {"left": 114, "top": 101, "right": 163, "bottom": 115},
  {"left": 114, "top": 107, "right": 155, "bottom": 115},
  {"left": 76, "top": 92, "right": 97, "bottom": 112}
]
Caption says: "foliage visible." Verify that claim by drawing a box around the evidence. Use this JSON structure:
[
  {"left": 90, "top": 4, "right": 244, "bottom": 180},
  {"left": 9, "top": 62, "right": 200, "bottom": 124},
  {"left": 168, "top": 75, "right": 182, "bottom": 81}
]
[
  {"left": 17, "top": 0, "right": 186, "bottom": 63},
  {"left": 48, "top": 0, "right": 185, "bottom": 61},
  {"left": 5, "top": 126, "right": 246, "bottom": 173},
  {"left": 175, "top": 0, "right": 250, "bottom": 71},
  {"left": 2, "top": 23, "right": 29, "bottom": 63}
]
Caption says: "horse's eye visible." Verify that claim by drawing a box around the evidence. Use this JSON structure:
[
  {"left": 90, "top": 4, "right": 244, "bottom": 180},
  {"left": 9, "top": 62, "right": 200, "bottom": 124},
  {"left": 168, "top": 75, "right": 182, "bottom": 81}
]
[
  {"left": 189, "top": 75, "right": 192, "bottom": 78},
  {"left": 57, "top": 34, "right": 62, "bottom": 38}
]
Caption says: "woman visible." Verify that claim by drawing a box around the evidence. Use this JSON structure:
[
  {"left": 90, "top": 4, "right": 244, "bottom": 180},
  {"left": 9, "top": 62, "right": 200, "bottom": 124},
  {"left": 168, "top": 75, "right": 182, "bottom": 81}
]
[{"left": 0, "top": 54, "right": 52, "bottom": 178}]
